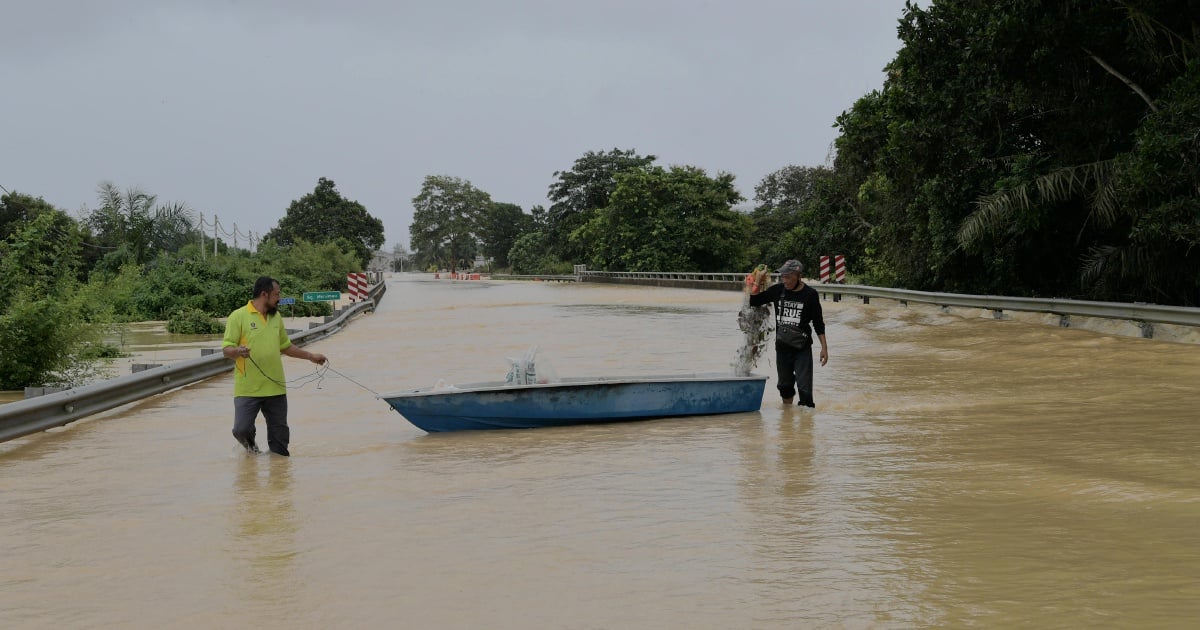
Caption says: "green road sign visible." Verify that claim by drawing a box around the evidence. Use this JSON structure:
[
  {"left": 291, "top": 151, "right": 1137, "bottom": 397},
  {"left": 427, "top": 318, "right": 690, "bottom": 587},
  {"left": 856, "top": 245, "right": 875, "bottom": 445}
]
[{"left": 303, "top": 291, "right": 341, "bottom": 302}]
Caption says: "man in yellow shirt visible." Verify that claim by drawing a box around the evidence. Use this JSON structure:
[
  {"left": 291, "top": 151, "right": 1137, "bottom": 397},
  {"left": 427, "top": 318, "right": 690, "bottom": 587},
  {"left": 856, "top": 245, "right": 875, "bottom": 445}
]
[{"left": 222, "top": 276, "right": 327, "bottom": 456}]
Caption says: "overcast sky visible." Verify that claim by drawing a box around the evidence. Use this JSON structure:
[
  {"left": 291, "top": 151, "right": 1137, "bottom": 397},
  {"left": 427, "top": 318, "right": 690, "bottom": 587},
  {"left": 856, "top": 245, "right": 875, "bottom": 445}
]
[{"left": 2, "top": 0, "right": 917, "bottom": 251}]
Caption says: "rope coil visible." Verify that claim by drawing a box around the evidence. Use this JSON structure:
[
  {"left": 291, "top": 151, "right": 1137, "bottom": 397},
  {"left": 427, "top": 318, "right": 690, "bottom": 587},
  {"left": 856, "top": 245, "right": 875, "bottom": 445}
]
[{"left": 246, "top": 355, "right": 380, "bottom": 396}]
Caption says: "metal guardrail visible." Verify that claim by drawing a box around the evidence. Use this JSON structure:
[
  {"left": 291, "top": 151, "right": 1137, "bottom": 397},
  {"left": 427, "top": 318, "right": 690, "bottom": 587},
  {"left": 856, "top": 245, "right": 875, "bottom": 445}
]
[
  {"left": 574, "top": 271, "right": 1200, "bottom": 328},
  {"left": 490, "top": 274, "right": 578, "bottom": 282},
  {"left": 819, "top": 284, "right": 1200, "bottom": 327},
  {"left": 0, "top": 282, "right": 386, "bottom": 444},
  {"left": 580, "top": 270, "right": 755, "bottom": 291},
  {"left": 583, "top": 271, "right": 748, "bottom": 282}
]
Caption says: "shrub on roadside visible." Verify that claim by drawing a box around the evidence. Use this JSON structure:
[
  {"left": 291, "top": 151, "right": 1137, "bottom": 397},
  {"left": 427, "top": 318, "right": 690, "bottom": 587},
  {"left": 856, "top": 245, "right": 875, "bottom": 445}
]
[{"left": 166, "top": 307, "right": 224, "bottom": 334}]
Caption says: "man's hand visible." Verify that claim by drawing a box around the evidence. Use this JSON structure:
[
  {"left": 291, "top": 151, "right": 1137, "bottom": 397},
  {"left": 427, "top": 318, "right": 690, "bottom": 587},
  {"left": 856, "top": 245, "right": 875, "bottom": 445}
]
[
  {"left": 223, "top": 345, "right": 250, "bottom": 360},
  {"left": 282, "top": 344, "right": 326, "bottom": 365},
  {"left": 819, "top": 346, "right": 829, "bottom": 366}
]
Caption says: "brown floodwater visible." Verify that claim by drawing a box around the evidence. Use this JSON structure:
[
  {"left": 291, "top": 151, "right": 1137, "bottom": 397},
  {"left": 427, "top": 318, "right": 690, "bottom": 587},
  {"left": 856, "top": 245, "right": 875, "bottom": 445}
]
[{"left": 2, "top": 276, "right": 1198, "bottom": 628}]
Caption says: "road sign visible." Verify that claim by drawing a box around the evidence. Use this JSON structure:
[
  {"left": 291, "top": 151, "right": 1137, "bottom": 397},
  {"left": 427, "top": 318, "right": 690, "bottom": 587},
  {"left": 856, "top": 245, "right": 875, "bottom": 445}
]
[
  {"left": 303, "top": 291, "right": 341, "bottom": 302},
  {"left": 278, "top": 297, "right": 296, "bottom": 305}
]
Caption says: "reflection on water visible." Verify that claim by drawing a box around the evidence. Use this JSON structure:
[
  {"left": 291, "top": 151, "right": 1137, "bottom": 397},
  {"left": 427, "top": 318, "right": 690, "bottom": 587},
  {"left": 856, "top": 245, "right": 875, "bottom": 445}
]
[
  {"left": 1, "top": 276, "right": 1198, "bottom": 627},
  {"left": 228, "top": 456, "right": 298, "bottom": 606}
]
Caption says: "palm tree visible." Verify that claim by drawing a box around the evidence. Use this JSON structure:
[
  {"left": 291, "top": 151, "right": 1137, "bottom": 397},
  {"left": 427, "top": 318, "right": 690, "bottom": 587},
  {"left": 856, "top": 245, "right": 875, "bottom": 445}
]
[{"left": 87, "top": 182, "right": 196, "bottom": 265}]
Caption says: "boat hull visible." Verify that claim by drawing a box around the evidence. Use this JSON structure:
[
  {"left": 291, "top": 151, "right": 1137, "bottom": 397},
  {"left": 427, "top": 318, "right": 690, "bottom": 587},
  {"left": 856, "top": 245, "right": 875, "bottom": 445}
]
[{"left": 381, "top": 373, "right": 767, "bottom": 432}]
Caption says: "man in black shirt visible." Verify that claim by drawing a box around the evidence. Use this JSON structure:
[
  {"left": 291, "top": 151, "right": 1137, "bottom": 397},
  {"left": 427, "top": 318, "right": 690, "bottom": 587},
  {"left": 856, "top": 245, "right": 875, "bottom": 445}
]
[{"left": 749, "top": 259, "right": 829, "bottom": 407}]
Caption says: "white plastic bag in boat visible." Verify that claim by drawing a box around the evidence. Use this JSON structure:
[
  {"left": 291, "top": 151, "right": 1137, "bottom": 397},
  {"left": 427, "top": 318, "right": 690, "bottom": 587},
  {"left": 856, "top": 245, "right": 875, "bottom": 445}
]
[
  {"left": 504, "top": 356, "right": 526, "bottom": 385},
  {"left": 504, "top": 345, "right": 560, "bottom": 385},
  {"left": 527, "top": 345, "right": 559, "bottom": 384}
]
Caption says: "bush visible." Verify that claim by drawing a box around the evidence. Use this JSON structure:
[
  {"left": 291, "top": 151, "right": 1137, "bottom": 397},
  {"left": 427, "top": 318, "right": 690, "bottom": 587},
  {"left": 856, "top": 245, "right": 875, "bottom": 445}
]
[
  {"left": 0, "top": 290, "right": 106, "bottom": 389},
  {"left": 167, "top": 307, "right": 224, "bottom": 334},
  {"left": 78, "top": 342, "right": 127, "bottom": 360}
]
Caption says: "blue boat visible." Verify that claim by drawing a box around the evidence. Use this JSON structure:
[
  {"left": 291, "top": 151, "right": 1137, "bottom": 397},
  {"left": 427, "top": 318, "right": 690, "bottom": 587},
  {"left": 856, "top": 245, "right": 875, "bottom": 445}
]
[{"left": 380, "top": 373, "right": 767, "bottom": 432}]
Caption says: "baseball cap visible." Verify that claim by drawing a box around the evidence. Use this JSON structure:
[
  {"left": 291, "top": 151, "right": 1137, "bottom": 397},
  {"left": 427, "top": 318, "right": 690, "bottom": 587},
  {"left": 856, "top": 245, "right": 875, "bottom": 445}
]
[{"left": 776, "top": 259, "right": 803, "bottom": 275}]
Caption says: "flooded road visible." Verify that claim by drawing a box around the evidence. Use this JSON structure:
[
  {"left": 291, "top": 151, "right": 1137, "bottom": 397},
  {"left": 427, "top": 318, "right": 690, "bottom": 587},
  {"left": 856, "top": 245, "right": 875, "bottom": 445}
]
[{"left": 2, "top": 276, "right": 1198, "bottom": 628}]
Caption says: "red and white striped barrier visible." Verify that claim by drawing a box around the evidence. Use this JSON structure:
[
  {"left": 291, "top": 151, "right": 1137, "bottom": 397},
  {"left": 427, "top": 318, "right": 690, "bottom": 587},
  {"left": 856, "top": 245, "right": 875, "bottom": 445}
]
[
  {"left": 346, "top": 272, "right": 367, "bottom": 301},
  {"left": 818, "top": 255, "right": 847, "bottom": 283}
]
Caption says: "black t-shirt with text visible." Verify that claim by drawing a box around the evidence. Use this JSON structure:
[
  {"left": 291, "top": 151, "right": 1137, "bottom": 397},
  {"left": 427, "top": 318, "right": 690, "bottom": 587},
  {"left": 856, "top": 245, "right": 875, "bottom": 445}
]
[{"left": 749, "top": 282, "right": 825, "bottom": 349}]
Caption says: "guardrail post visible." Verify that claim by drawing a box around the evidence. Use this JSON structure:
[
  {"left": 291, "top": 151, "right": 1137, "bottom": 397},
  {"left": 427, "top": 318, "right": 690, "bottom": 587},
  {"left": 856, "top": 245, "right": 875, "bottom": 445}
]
[
  {"left": 1139, "top": 321, "right": 1155, "bottom": 339},
  {"left": 1059, "top": 314, "right": 1071, "bottom": 328},
  {"left": 24, "top": 387, "right": 67, "bottom": 399}
]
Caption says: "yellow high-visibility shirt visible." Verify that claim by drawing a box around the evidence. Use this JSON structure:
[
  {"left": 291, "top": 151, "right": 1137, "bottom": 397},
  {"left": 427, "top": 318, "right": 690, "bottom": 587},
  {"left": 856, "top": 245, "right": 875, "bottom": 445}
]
[{"left": 221, "top": 301, "right": 292, "bottom": 397}]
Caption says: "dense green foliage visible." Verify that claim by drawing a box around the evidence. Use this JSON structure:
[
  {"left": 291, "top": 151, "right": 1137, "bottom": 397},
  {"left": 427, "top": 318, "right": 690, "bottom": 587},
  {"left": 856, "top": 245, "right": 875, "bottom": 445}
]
[
  {"left": 1101, "top": 57, "right": 1200, "bottom": 303},
  {"left": 832, "top": 0, "right": 1200, "bottom": 303},
  {"left": 0, "top": 210, "right": 106, "bottom": 389},
  {"left": 575, "top": 166, "right": 751, "bottom": 272},
  {"left": 166, "top": 307, "right": 224, "bottom": 334},
  {"left": 1, "top": 192, "right": 62, "bottom": 242},
  {"left": 546, "top": 149, "right": 658, "bottom": 263},
  {"left": 82, "top": 182, "right": 196, "bottom": 274},
  {"left": 265, "top": 177, "right": 385, "bottom": 269},
  {"left": 478, "top": 202, "right": 533, "bottom": 269},
  {"left": 747, "top": 166, "right": 867, "bottom": 275},
  {"left": 409, "top": 175, "right": 490, "bottom": 272},
  {"left": 1, "top": 183, "right": 360, "bottom": 388},
  {"left": 507, "top": 231, "right": 567, "bottom": 275}
]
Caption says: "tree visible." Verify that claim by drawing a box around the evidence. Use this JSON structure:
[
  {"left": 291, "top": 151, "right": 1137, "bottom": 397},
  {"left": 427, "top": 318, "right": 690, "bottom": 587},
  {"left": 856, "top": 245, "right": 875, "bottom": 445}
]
[
  {"left": 950, "top": 1, "right": 1200, "bottom": 303},
  {"left": 1, "top": 191, "right": 60, "bottom": 241},
  {"left": 82, "top": 182, "right": 196, "bottom": 272},
  {"left": 827, "top": 0, "right": 1200, "bottom": 302},
  {"left": 546, "top": 148, "right": 657, "bottom": 262},
  {"left": 265, "top": 177, "right": 384, "bottom": 269},
  {"left": 1086, "top": 57, "right": 1200, "bottom": 304},
  {"left": 479, "top": 202, "right": 534, "bottom": 268},
  {"left": 751, "top": 166, "right": 839, "bottom": 265},
  {"left": 409, "top": 175, "right": 491, "bottom": 272},
  {"left": 0, "top": 213, "right": 106, "bottom": 389},
  {"left": 508, "top": 231, "right": 547, "bottom": 274},
  {"left": 575, "top": 165, "right": 752, "bottom": 272}
]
